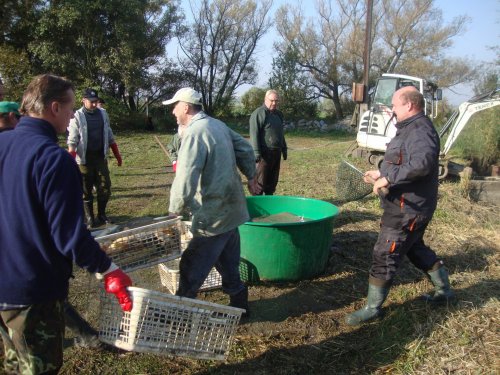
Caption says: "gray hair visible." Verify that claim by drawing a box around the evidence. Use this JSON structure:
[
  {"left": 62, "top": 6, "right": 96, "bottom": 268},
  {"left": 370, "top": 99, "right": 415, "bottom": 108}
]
[{"left": 265, "top": 89, "right": 279, "bottom": 98}]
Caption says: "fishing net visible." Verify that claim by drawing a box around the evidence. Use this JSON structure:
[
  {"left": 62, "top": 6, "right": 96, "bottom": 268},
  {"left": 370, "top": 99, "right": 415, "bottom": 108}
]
[{"left": 335, "top": 160, "right": 373, "bottom": 202}]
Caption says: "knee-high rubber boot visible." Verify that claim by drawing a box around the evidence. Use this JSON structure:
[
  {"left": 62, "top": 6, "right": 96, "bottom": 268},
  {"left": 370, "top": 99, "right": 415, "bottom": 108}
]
[
  {"left": 83, "top": 200, "right": 95, "bottom": 229},
  {"left": 423, "top": 266, "right": 455, "bottom": 304},
  {"left": 346, "top": 281, "right": 390, "bottom": 326},
  {"left": 97, "top": 199, "right": 111, "bottom": 225},
  {"left": 230, "top": 286, "right": 250, "bottom": 318}
]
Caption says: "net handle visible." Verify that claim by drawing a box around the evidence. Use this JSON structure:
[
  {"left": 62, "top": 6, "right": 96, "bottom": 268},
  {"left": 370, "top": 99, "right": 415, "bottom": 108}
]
[
  {"left": 342, "top": 159, "right": 389, "bottom": 197},
  {"left": 364, "top": 174, "right": 389, "bottom": 197}
]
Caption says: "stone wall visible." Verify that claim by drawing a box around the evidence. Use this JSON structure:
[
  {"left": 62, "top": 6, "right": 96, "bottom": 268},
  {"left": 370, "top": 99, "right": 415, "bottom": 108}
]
[{"left": 284, "top": 116, "right": 355, "bottom": 133}]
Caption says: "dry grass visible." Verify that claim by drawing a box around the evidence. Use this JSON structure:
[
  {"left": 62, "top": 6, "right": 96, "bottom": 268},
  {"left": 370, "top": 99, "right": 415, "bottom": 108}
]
[{"left": 1, "top": 129, "right": 498, "bottom": 375}]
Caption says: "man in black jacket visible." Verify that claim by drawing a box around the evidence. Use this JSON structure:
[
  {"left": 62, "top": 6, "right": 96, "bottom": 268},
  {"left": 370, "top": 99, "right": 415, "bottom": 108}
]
[
  {"left": 249, "top": 90, "right": 287, "bottom": 195},
  {"left": 346, "top": 86, "right": 455, "bottom": 326}
]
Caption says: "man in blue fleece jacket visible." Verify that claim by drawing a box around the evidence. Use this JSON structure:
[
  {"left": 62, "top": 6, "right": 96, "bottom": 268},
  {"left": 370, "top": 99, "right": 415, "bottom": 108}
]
[{"left": 0, "top": 74, "right": 133, "bottom": 375}]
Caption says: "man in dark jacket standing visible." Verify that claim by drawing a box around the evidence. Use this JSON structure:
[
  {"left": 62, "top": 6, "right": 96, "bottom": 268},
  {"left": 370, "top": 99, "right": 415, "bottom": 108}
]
[
  {"left": 249, "top": 89, "right": 287, "bottom": 195},
  {"left": 0, "top": 74, "right": 132, "bottom": 374},
  {"left": 346, "top": 86, "right": 455, "bottom": 326}
]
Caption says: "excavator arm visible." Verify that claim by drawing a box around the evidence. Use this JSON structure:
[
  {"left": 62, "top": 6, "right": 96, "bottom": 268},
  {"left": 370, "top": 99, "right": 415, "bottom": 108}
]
[{"left": 438, "top": 89, "right": 500, "bottom": 178}]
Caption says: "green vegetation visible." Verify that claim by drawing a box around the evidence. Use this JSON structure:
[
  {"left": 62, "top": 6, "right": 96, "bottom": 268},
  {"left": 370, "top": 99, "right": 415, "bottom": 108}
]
[
  {"left": 446, "top": 107, "right": 500, "bottom": 175},
  {"left": 3, "top": 128, "right": 496, "bottom": 375}
]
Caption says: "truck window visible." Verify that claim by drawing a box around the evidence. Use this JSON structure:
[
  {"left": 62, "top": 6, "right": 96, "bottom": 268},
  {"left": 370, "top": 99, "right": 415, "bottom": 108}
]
[{"left": 373, "top": 79, "right": 397, "bottom": 106}]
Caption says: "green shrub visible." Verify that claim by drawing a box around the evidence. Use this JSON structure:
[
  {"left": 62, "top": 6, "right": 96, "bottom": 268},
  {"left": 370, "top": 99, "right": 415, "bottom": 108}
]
[{"left": 447, "top": 106, "right": 500, "bottom": 175}]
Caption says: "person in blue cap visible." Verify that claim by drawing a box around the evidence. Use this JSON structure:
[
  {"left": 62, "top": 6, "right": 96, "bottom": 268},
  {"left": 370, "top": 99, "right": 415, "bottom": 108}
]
[{"left": 67, "top": 88, "right": 123, "bottom": 228}]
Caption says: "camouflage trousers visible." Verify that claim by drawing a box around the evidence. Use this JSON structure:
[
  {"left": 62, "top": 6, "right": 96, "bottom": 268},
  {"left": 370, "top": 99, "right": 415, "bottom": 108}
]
[{"left": 0, "top": 300, "right": 64, "bottom": 375}]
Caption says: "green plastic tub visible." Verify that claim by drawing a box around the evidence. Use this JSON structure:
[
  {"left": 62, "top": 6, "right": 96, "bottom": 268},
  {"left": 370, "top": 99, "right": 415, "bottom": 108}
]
[{"left": 239, "top": 196, "right": 339, "bottom": 282}]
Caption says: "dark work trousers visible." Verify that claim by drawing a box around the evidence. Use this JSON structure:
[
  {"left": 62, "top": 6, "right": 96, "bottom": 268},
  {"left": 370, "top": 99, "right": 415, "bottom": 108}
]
[
  {"left": 176, "top": 228, "right": 245, "bottom": 299},
  {"left": 79, "top": 151, "right": 111, "bottom": 202},
  {"left": 369, "top": 213, "right": 439, "bottom": 284},
  {"left": 0, "top": 300, "right": 64, "bottom": 375},
  {"left": 256, "top": 148, "right": 282, "bottom": 195}
]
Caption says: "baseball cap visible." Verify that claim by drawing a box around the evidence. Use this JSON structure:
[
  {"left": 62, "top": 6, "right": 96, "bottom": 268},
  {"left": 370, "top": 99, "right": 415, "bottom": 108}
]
[
  {"left": 83, "top": 88, "right": 99, "bottom": 101},
  {"left": 0, "top": 101, "right": 20, "bottom": 115},
  {"left": 162, "top": 87, "right": 202, "bottom": 106}
]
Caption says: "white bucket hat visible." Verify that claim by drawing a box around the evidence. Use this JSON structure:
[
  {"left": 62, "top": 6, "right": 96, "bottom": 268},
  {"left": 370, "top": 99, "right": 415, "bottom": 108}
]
[{"left": 162, "top": 87, "right": 202, "bottom": 106}]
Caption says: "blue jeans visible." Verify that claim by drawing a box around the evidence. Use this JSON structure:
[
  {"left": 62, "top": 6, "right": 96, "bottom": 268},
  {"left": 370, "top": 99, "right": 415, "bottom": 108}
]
[{"left": 176, "top": 228, "right": 245, "bottom": 298}]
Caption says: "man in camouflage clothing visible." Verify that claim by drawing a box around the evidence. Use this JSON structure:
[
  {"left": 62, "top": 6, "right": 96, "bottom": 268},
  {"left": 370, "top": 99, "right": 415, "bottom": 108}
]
[{"left": 0, "top": 74, "right": 133, "bottom": 374}]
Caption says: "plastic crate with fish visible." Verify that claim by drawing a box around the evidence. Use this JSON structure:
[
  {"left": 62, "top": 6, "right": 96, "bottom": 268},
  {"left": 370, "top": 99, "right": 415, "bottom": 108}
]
[
  {"left": 96, "top": 217, "right": 182, "bottom": 272},
  {"left": 99, "top": 287, "right": 244, "bottom": 360},
  {"left": 180, "top": 220, "right": 192, "bottom": 250}
]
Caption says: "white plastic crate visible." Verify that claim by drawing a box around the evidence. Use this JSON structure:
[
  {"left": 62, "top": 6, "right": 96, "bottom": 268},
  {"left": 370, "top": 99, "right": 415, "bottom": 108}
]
[
  {"left": 159, "top": 220, "right": 222, "bottom": 293},
  {"left": 158, "top": 259, "right": 223, "bottom": 294},
  {"left": 180, "top": 221, "right": 192, "bottom": 250},
  {"left": 95, "top": 218, "right": 182, "bottom": 272},
  {"left": 99, "top": 287, "right": 244, "bottom": 360}
]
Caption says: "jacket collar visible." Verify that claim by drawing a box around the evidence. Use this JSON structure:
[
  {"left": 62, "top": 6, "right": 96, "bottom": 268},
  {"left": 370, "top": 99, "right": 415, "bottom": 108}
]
[
  {"left": 188, "top": 111, "right": 208, "bottom": 126},
  {"left": 16, "top": 116, "right": 58, "bottom": 142},
  {"left": 396, "top": 112, "right": 425, "bottom": 129}
]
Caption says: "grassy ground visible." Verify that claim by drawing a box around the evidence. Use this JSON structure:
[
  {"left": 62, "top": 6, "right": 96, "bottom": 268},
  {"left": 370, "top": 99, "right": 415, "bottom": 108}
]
[{"left": 1, "top": 129, "right": 498, "bottom": 375}]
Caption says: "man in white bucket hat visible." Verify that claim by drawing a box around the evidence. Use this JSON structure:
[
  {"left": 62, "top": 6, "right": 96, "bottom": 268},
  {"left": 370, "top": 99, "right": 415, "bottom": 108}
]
[{"left": 164, "top": 87, "right": 260, "bottom": 318}]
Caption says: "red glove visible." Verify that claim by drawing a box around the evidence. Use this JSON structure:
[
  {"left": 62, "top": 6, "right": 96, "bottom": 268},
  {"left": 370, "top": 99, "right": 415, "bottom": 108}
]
[
  {"left": 104, "top": 269, "right": 133, "bottom": 312},
  {"left": 172, "top": 160, "right": 177, "bottom": 172},
  {"left": 69, "top": 150, "right": 77, "bottom": 158},
  {"left": 110, "top": 143, "right": 122, "bottom": 166}
]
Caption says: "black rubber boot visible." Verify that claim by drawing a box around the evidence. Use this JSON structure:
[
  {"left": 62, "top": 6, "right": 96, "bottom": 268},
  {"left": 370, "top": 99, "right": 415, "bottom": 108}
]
[
  {"left": 64, "top": 303, "right": 101, "bottom": 348},
  {"left": 83, "top": 200, "right": 95, "bottom": 229},
  {"left": 229, "top": 286, "right": 250, "bottom": 318},
  {"left": 97, "top": 199, "right": 111, "bottom": 225},
  {"left": 346, "top": 281, "right": 390, "bottom": 326},
  {"left": 423, "top": 266, "right": 455, "bottom": 304}
]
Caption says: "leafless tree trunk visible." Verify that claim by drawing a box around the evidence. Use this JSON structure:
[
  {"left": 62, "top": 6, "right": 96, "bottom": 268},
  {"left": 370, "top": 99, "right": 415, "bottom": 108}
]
[
  {"left": 275, "top": 0, "right": 473, "bottom": 118},
  {"left": 179, "top": 0, "right": 273, "bottom": 115}
]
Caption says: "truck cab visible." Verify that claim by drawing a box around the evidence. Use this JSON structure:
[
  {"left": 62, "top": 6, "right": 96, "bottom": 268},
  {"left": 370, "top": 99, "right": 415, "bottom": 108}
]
[{"left": 354, "top": 73, "right": 441, "bottom": 166}]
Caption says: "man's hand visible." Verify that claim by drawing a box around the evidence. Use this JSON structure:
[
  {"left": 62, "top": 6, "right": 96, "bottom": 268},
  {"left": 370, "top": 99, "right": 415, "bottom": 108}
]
[
  {"left": 104, "top": 268, "right": 133, "bottom": 312},
  {"left": 247, "top": 178, "right": 261, "bottom": 195},
  {"left": 110, "top": 143, "right": 122, "bottom": 167},
  {"left": 363, "top": 170, "right": 381, "bottom": 184},
  {"left": 372, "top": 176, "right": 389, "bottom": 195}
]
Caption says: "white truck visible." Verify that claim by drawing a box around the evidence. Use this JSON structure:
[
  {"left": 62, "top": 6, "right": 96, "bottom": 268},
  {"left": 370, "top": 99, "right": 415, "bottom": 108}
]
[
  {"left": 351, "top": 73, "right": 442, "bottom": 167},
  {"left": 351, "top": 74, "right": 499, "bottom": 179}
]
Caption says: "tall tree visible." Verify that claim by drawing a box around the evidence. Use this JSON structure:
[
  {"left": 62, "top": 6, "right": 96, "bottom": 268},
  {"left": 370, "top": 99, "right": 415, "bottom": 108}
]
[
  {"left": 179, "top": 0, "right": 273, "bottom": 115},
  {"left": 0, "top": 0, "right": 185, "bottom": 112},
  {"left": 0, "top": 45, "right": 32, "bottom": 101},
  {"left": 275, "top": 0, "right": 473, "bottom": 118},
  {"left": 268, "top": 46, "right": 317, "bottom": 119},
  {"left": 240, "top": 87, "right": 267, "bottom": 115}
]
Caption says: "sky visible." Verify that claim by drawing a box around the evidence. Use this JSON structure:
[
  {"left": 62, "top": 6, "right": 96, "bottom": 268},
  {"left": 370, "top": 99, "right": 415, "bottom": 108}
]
[{"left": 171, "top": 0, "right": 499, "bottom": 106}]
